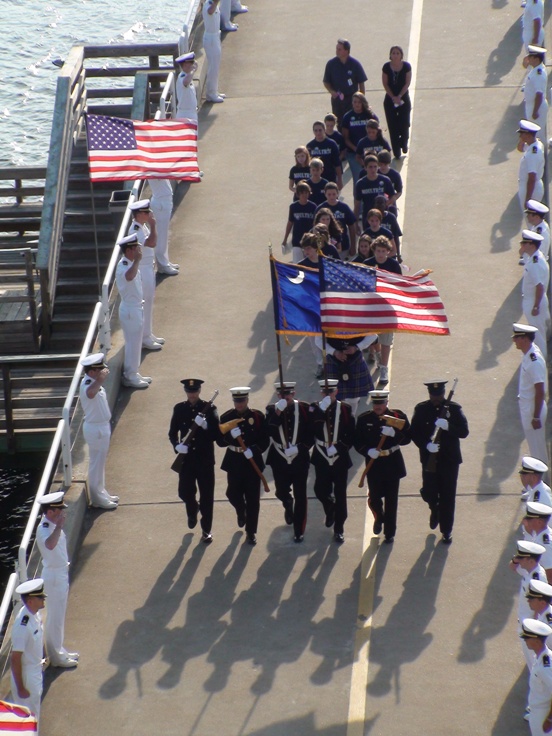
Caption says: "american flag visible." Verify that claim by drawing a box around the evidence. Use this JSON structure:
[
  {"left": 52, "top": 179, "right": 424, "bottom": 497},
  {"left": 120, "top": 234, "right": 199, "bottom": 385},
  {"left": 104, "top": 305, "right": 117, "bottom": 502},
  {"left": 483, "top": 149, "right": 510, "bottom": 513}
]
[
  {"left": 0, "top": 700, "right": 37, "bottom": 733},
  {"left": 85, "top": 114, "right": 201, "bottom": 182},
  {"left": 319, "top": 258, "right": 450, "bottom": 337}
]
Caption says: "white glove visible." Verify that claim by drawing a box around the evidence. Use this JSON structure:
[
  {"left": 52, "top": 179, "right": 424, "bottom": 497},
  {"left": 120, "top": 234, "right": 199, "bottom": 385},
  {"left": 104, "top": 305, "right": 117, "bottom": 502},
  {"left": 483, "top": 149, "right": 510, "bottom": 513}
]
[
  {"left": 327, "top": 445, "right": 338, "bottom": 457},
  {"left": 230, "top": 427, "right": 242, "bottom": 439},
  {"left": 194, "top": 415, "right": 208, "bottom": 429},
  {"left": 244, "top": 448, "right": 253, "bottom": 459},
  {"left": 426, "top": 442, "right": 439, "bottom": 454},
  {"left": 175, "top": 443, "right": 188, "bottom": 454},
  {"left": 275, "top": 398, "right": 287, "bottom": 411},
  {"left": 381, "top": 426, "right": 395, "bottom": 437},
  {"left": 319, "top": 396, "right": 332, "bottom": 411},
  {"left": 368, "top": 448, "right": 380, "bottom": 459},
  {"left": 435, "top": 418, "right": 449, "bottom": 431},
  {"left": 285, "top": 445, "right": 299, "bottom": 457}
]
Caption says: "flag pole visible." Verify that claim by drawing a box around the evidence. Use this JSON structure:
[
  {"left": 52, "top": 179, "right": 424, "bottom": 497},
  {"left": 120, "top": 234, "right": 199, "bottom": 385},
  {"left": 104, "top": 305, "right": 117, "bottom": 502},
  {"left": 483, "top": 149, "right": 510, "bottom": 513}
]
[{"left": 269, "top": 244, "right": 287, "bottom": 389}]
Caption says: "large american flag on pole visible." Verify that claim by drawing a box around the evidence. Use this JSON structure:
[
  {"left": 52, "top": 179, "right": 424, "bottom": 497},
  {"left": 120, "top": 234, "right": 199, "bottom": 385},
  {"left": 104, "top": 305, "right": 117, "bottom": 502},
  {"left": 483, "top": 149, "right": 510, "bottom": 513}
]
[
  {"left": 319, "top": 257, "right": 450, "bottom": 337},
  {"left": 85, "top": 113, "right": 201, "bottom": 182}
]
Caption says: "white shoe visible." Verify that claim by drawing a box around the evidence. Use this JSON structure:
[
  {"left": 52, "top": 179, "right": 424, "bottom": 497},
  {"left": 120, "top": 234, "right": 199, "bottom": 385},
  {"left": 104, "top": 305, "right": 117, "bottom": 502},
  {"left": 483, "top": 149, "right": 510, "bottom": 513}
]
[
  {"left": 122, "top": 377, "right": 149, "bottom": 389},
  {"left": 169, "top": 262, "right": 180, "bottom": 269},
  {"left": 158, "top": 265, "right": 179, "bottom": 275},
  {"left": 222, "top": 23, "right": 238, "bottom": 31},
  {"left": 206, "top": 95, "right": 225, "bottom": 103},
  {"left": 142, "top": 340, "right": 163, "bottom": 351},
  {"left": 151, "top": 335, "right": 165, "bottom": 344},
  {"left": 66, "top": 652, "right": 80, "bottom": 660},
  {"left": 379, "top": 366, "right": 389, "bottom": 385},
  {"left": 52, "top": 658, "right": 78, "bottom": 668},
  {"left": 91, "top": 498, "right": 118, "bottom": 510},
  {"left": 233, "top": 5, "right": 248, "bottom": 12},
  {"left": 137, "top": 374, "right": 153, "bottom": 384},
  {"left": 109, "top": 495, "right": 120, "bottom": 503}
]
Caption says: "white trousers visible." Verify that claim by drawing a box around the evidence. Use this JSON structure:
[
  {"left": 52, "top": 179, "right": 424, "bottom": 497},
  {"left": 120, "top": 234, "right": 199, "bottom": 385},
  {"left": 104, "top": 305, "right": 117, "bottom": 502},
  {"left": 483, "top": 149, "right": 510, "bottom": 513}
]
[
  {"left": 83, "top": 421, "right": 111, "bottom": 503},
  {"left": 203, "top": 31, "right": 222, "bottom": 100},
  {"left": 519, "top": 177, "right": 544, "bottom": 210},
  {"left": 522, "top": 297, "right": 550, "bottom": 356},
  {"left": 220, "top": 0, "right": 232, "bottom": 27},
  {"left": 119, "top": 303, "right": 144, "bottom": 380},
  {"left": 11, "top": 668, "right": 42, "bottom": 726},
  {"left": 139, "top": 263, "right": 155, "bottom": 342},
  {"left": 520, "top": 398, "right": 549, "bottom": 464},
  {"left": 42, "top": 567, "right": 71, "bottom": 665},
  {"left": 151, "top": 197, "right": 173, "bottom": 269},
  {"left": 529, "top": 707, "right": 549, "bottom": 736}
]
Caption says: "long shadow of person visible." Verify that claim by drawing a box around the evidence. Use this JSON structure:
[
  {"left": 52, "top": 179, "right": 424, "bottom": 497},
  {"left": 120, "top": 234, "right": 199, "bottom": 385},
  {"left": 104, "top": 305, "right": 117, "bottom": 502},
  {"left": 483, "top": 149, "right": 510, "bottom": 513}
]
[
  {"left": 156, "top": 531, "right": 247, "bottom": 689},
  {"left": 490, "top": 194, "right": 524, "bottom": 253},
  {"left": 243, "top": 711, "right": 380, "bottom": 736},
  {"left": 367, "top": 535, "right": 448, "bottom": 700},
  {"left": 490, "top": 668, "right": 529, "bottom": 735},
  {"left": 485, "top": 18, "right": 523, "bottom": 87},
  {"left": 98, "top": 534, "right": 203, "bottom": 699},
  {"left": 476, "top": 284, "right": 522, "bottom": 371},
  {"left": 248, "top": 303, "right": 278, "bottom": 393}
]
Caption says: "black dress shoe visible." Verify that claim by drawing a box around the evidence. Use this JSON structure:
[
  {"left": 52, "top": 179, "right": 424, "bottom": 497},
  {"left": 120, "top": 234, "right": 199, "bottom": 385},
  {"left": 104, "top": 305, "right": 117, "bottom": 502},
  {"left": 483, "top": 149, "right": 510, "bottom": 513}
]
[
  {"left": 384, "top": 536, "right": 394, "bottom": 544},
  {"left": 373, "top": 519, "right": 383, "bottom": 535},
  {"left": 188, "top": 514, "right": 198, "bottom": 529},
  {"left": 284, "top": 504, "right": 294, "bottom": 525},
  {"left": 325, "top": 505, "right": 335, "bottom": 528},
  {"left": 334, "top": 532, "right": 345, "bottom": 544},
  {"left": 294, "top": 534, "right": 304, "bottom": 543},
  {"left": 402, "top": 144, "right": 408, "bottom": 154},
  {"left": 442, "top": 534, "right": 452, "bottom": 545},
  {"left": 201, "top": 532, "right": 213, "bottom": 544},
  {"left": 246, "top": 533, "right": 257, "bottom": 545},
  {"left": 237, "top": 512, "right": 246, "bottom": 528},
  {"left": 429, "top": 508, "right": 439, "bottom": 530}
]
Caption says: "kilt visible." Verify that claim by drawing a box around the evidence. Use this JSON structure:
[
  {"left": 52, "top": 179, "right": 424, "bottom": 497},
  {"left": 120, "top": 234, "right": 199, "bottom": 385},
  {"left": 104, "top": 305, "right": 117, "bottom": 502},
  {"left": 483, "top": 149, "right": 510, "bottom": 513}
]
[{"left": 325, "top": 350, "right": 373, "bottom": 399}]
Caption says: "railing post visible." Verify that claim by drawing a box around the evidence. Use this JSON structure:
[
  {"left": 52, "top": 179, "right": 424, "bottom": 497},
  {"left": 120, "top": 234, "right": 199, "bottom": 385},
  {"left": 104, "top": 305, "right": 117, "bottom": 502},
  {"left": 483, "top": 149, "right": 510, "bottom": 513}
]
[
  {"left": 61, "top": 415, "right": 72, "bottom": 487},
  {"left": 99, "top": 286, "right": 112, "bottom": 352}
]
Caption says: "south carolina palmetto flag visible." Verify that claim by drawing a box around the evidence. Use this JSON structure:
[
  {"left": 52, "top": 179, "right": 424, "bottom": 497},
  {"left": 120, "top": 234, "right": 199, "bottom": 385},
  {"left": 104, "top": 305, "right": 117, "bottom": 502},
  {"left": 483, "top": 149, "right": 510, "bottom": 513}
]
[{"left": 85, "top": 113, "right": 201, "bottom": 182}]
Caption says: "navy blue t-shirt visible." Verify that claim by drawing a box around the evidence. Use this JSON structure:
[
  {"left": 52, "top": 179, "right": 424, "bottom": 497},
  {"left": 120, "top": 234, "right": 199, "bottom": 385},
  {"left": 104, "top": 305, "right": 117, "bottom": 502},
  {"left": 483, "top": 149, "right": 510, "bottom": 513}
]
[
  {"left": 306, "top": 137, "right": 341, "bottom": 184},
  {"left": 341, "top": 109, "right": 379, "bottom": 148},
  {"left": 355, "top": 135, "right": 391, "bottom": 160},
  {"left": 288, "top": 165, "right": 311, "bottom": 185},
  {"left": 364, "top": 255, "right": 402, "bottom": 275},
  {"left": 306, "top": 177, "right": 329, "bottom": 206},
  {"left": 288, "top": 200, "right": 317, "bottom": 247},
  {"left": 362, "top": 225, "right": 394, "bottom": 243},
  {"left": 327, "top": 129, "right": 346, "bottom": 154},
  {"left": 379, "top": 167, "right": 403, "bottom": 195},
  {"left": 323, "top": 56, "right": 368, "bottom": 97},
  {"left": 316, "top": 200, "right": 357, "bottom": 252},
  {"left": 298, "top": 243, "right": 340, "bottom": 270},
  {"left": 354, "top": 174, "right": 395, "bottom": 227},
  {"left": 382, "top": 210, "right": 402, "bottom": 239}
]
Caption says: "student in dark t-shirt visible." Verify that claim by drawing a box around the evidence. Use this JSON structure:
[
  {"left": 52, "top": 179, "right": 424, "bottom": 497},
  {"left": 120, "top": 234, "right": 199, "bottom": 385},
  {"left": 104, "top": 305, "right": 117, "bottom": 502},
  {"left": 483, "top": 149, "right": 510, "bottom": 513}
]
[
  {"left": 288, "top": 146, "right": 311, "bottom": 193},
  {"left": 317, "top": 182, "right": 357, "bottom": 256},
  {"left": 362, "top": 209, "right": 397, "bottom": 256},
  {"left": 355, "top": 120, "right": 391, "bottom": 167},
  {"left": 377, "top": 150, "right": 403, "bottom": 207},
  {"left": 354, "top": 155, "right": 395, "bottom": 231},
  {"left": 374, "top": 195, "right": 402, "bottom": 259},
  {"left": 306, "top": 120, "right": 343, "bottom": 189},
  {"left": 282, "top": 181, "right": 317, "bottom": 263},
  {"left": 325, "top": 113, "right": 346, "bottom": 160},
  {"left": 304, "top": 159, "right": 329, "bottom": 206}
]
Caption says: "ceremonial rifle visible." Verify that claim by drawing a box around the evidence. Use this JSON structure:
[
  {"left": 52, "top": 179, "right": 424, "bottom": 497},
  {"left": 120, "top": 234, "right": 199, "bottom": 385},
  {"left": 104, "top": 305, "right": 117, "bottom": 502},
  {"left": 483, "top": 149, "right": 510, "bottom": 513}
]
[{"left": 425, "top": 378, "right": 458, "bottom": 473}]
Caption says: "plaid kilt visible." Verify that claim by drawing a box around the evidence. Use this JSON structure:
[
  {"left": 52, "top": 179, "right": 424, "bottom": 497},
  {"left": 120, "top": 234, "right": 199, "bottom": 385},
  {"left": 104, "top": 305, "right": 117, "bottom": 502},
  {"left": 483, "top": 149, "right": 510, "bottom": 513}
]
[{"left": 325, "top": 350, "right": 373, "bottom": 399}]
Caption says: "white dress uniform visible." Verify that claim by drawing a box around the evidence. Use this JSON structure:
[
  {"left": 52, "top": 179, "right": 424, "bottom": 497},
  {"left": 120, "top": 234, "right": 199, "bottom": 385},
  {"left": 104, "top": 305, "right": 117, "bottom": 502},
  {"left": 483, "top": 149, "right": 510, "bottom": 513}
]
[
  {"left": 527, "top": 481, "right": 552, "bottom": 506},
  {"left": 519, "top": 139, "right": 545, "bottom": 209},
  {"left": 79, "top": 374, "right": 113, "bottom": 505},
  {"left": 522, "top": 250, "right": 550, "bottom": 355},
  {"left": 528, "top": 645, "right": 552, "bottom": 735},
  {"left": 522, "top": 0, "right": 545, "bottom": 49},
  {"left": 525, "top": 63, "right": 548, "bottom": 128},
  {"left": 149, "top": 179, "right": 175, "bottom": 272},
  {"left": 115, "top": 255, "right": 144, "bottom": 383},
  {"left": 518, "top": 565, "right": 548, "bottom": 667},
  {"left": 175, "top": 71, "right": 198, "bottom": 121},
  {"left": 203, "top": 0, "right": 223, "bottom": 102},
  {"left": 128, "top": 220, "right": 156, "bottom": 346},
  {"left": 10, "top": 604, "right": 43, "bottom": 722},
  {"left": 519, "top": 344, "right": 549, "bottom": 463},
  {"left": 532, "top": 221, "right": 551, "bottom": 260}
]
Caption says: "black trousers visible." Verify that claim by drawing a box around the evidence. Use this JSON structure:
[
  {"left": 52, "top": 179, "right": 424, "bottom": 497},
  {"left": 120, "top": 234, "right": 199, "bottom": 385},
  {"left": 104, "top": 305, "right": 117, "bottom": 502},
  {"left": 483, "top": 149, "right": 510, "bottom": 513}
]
[
  {"left": 178, "top": 462, "right": 215, "bottom": 533},
  {"left": 420, "top": 464, "right": 459, "bottom": 537},
  {"left": 367, "top": 474, "right": 400, "bottom": 540},
  {"left": 383, "top": 95, "right": 411, "bottom": 157},
  {"left": 225, "top": 471, "right": 261, "bottom": 536},
  {"left": 331, "top": 95, "right": 354, "bottom": 128},
  {"left": 273, "top": 461, "right": 309, "bottom": 537},
  {"left": 313, "top": 463, "right": 348, "bottom": 534}
]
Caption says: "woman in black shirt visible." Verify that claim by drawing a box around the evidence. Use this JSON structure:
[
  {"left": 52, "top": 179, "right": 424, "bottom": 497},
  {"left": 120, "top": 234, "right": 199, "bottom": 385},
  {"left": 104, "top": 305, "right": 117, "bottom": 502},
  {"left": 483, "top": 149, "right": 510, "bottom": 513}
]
[{"left": 381, "top": 46, "right": 412, "bottom": 159}]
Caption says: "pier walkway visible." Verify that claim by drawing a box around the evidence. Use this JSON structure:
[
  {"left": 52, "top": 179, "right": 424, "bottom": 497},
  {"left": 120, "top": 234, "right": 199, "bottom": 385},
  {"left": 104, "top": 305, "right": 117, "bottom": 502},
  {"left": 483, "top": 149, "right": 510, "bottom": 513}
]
[{"left": 42, "top": 1, "right": 544, "bottom": 734}]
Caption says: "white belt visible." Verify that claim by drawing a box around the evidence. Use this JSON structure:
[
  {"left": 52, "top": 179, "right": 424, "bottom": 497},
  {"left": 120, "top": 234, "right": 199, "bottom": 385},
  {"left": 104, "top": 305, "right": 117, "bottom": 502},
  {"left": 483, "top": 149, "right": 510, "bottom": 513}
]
[
  {"left": 270, "top": 438, "right": 294, "bottom": 464},
  {"left": 315, "top": 441, "right": 338, "bottom": 466}
]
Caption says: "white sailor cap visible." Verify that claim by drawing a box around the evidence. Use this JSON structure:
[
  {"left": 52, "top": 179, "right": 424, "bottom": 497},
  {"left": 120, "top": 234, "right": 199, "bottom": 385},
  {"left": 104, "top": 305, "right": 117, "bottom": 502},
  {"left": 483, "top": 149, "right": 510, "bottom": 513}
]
[
  {"left": 527, "top": 45, "right": 547, "bottom": 55},
  {"left": 318, "top": 379, "right": 339, "bottom": 391},
  {"left": 527, "top": 579, "right": 552, "bottom": 600},
  {"left": 80, "top": 352, "right": 107, "bottom": 369},
  {"left": 512, "top": 322, "right": 539, "bottom": 338},
  {"left": 518, "top": 119, "right": 541, "bottom": 134},
  {"left": 38, "top": 491, "right": 67, "bottom": 508},
  {"left": 369, "top": 390, "right": 389, "bottom": 403},
  {"left": 175, "top": 52, "right": 195, "bottom": 63},
  {"left": 525, "top": 501, "right": 552, "bottom": 518},
  {"left": 520, "top": 618, "right": 552, "bottom": 638},
  {"left": 16, "top": 578, "right": 46, "bottom": 597},
  {"left": 526, "top": 200, "right": 550, "bottom": 215},
  {"left": 274, "top": 381, "right": 296, "bottom": 393},
  {"left": 521, "top": 229, "right": 544, "bottom": 244},
  {"left": 117, "top": 233, "right": 139, "bottom": 248},
  {"left": 230, "top": 386, "right": 251, "bottom": 399},
  {"left": 129, "top": 198, "right": 151, "bottom": 213},
  {"left": 516, "top": 540, "right": 546, "bottom": 556},
  {"left": 520, "top": 456, "right": 549, "bottom": 475}
]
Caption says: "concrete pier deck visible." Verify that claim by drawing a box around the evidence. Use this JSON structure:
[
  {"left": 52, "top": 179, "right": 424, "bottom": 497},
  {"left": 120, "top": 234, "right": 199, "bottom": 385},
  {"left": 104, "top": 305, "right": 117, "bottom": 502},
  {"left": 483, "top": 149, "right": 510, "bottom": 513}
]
[{"left": 41, "top": 1, "right": 546, "bottom": 734}]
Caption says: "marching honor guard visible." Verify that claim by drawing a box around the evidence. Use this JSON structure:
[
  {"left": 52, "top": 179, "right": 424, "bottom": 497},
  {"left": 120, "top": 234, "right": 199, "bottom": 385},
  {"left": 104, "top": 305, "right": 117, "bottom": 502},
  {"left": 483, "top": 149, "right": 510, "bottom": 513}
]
[
  {"left": 217, "top": 388, "right": 270, "bottom": 545},
  {"left": 265, "top": 381, "right": 314, "bottom": 543},
  {"left": 10, "top": 579, "right": 46, "bottom": 725},
  {"left": 354, "top": 390, "right": 410, "bottom": 543},
  {"left": 168, "top": 379, "right": 219, "bottom": 543},
  {"left": 410, "top": 380, "right": 469, "bottom": 544},
  {"left": 36, "top": 492, "right": 79, "bottom": 668},
  {"left": 519, "top": 456, "right": 552, "bottom": 505},
  {"left": 128, "top": 199, "right": 164, "bottom": 351},
  {"left": 310, "top": 379, "right": 355, "bottom": 543},
  {"left": 79, "top": 353, "right": 118, "bottom": 509}
]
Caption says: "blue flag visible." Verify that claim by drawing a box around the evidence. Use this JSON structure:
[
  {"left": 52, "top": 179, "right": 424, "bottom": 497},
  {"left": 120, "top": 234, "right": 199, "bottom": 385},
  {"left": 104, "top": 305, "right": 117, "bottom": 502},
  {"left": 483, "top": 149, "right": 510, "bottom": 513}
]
[{"left": 270, "top": 257, "right": 321, "bottom": 335}]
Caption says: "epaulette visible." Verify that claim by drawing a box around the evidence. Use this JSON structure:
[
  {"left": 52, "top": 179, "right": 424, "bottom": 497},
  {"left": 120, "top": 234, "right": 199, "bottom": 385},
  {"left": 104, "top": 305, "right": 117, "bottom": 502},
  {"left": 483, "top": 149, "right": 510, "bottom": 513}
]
[
  {"left": 533, "top": 146, "right": 538, "bottom": 153},
  {"left": 537, "top": 226, "right": 543, "bottom": 233},
  {"left": 42, "top": 521, "right": 50, "bottom": 528},
  {"left": 530, "top": 352, "right": 538, "bottom": 361},
  {"left": 21, "top": 615, "right": 29, "bottom": 626},
  {"left": 537, "top": 68, "right": 543, "bottom": 75},
  {"left": 533, "top": 255, "right": 539, "bottom": 263},
  {"left": 544, "top": 533, "right": 550, "bottom": 544},
  {"left": 132, "top": 223, "right": 140, "bottom": 231},
  {"left": 544, "top": 654, "right": 550, "bottom": 667},
  {"left": 535, "top": 491, "right": 541, "bottom": 500},
  {"left": 122, "top": 259, "right": 128, "bottom": 265},
  {"left": 85, "top": 378, "right": 92, "bottom": 385},
  {"left": 533, "top": 571, "right": 540, "bottom": 579},
  {"left": 546, "top": 612, "right": 552, "bottom": 624}
]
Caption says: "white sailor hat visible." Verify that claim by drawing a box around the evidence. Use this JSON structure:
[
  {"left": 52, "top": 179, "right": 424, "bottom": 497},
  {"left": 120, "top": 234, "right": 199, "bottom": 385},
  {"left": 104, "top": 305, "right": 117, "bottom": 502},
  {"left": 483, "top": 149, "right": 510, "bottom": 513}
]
[
  {"left": 527, "top": 45, "right": 547, "bottom": 55},
  {"left": 129, "top": 198, "right": 151, "bottom": 213},
  {"left": 80, "top": 352, "right": 107, "bottom": 369},
  {"left": 520, "top": 618, "right": 552, "bottom": 638},
  {"left": 230, "top": 386, "right": 251, "bottom": 399},
  {"left": 16, "top": 578, "right": 46, "bottom": 597},
  {"left": 525, "top": 501, "right": 552, "bottom": 518},
  {"left": 526, "top": 200, "right": 549, "bottom": 215},
  {"left": 274, "top": 381, "right": 296, "bottom": 393},
  {"left": 521, "top": 229, "right": 544, "bottom": 244},
  {"left": 512, "top": 322, "right": 539, "bottom": 338},
  {"left": 175, "top": 52, "right": 195, "bottom": 63},
  {"left": 518, "top": 119, "right": 541, "bottom": 134},
  {"left": 516, "top": 540, "right": 546, "bottom": 556},
  {"left": 527, "top": 579, "right": 552, "bottom": 600},
  {"left": 38, "top": 491, "right": 67, "bottom": 508},
  {"left": 318, "top": 379, "right": 339, "bottom": 391},
  {"left": 520, "top": 456, "right": 549, "bottom": 475},
  {"left": 369, "top": 390, "right": 389, "bottom": 403},
  {"left": 118, "top": 233, "right": 139, "bottom": 248}
]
